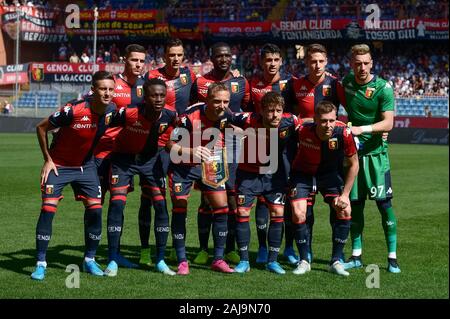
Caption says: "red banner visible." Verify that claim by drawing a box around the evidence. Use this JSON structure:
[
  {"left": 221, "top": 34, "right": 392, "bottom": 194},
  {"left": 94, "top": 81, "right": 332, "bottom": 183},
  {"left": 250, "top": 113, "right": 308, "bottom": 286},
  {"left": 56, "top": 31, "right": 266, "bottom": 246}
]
[{"left": 0, "top": 64, "right": 29, "bottom": 86}]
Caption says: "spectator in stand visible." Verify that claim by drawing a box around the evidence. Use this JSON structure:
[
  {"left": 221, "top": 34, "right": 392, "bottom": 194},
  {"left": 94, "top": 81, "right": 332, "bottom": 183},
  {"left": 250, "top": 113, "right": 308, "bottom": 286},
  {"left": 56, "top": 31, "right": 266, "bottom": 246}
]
[
  {"left": 424, "top": 105, "right": 433, "bottom": 117},
  {"left": 58, "top": 43, "right": 68, "bottom": 62},
  {"left": 69, "top": 52, "right": 80, "bottom": 63},
  {"left": 81, "top": 52, "right": 90, "bottom": 63}
]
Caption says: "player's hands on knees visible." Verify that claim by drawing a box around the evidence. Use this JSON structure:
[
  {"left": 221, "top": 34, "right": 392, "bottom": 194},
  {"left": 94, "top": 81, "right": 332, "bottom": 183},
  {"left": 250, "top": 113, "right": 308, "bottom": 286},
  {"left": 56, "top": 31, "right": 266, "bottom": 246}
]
[
  {"left": 192, "top": 146, "right": 212, "bottom": 162},
  {"left": 41, "top": 160, "right": 58, "bottom": 184},
  {"left": 333, "top": 195, "right": 349, "bottom": 211}
]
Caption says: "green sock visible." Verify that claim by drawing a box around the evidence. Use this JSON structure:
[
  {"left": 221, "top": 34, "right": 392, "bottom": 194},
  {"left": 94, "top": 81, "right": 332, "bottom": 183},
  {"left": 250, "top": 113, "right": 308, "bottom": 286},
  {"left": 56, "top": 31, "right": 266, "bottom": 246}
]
[
  {"left": 378, "top": 205, "right": 397, "bottom": 255},
  {"left": 350, "top": 201, "right": 365, "bottom": 254}
]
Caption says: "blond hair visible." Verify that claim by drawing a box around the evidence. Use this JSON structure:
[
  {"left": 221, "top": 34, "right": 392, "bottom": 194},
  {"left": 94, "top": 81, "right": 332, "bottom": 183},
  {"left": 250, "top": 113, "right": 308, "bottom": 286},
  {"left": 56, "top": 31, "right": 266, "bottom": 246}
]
[{"left": 351, "top": 44, "right": 371, "bottom": 58}]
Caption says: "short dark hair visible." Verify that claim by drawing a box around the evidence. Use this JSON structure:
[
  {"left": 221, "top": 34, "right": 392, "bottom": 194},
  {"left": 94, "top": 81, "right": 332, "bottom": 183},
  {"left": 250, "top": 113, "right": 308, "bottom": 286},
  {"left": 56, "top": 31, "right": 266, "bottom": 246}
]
[
  {"left": 305, "top": 43, "right": 327, "bottom": 59},
  {"left": 164, "top": 38, "right": 183, "bottom": 53},
  {"left": 261, "top": 91, "right": 284, "bottom": 110},
  {"left": 315, "top": 100, "right": 337, "bottom": 115},
  {"left": 124, "top": 44, "right": 146, "bottom": 57},
  {"left": 143, "top": 78, "right": 167, "bottom": 95},
  {"left": 260, "top": 43, "right": 281, "bottom": 59},
  {"left": 207, "top": 82, "right": 229, "bottom": 98},
  {"left": 92, "top": 71, "right": 114, "bottom": 87},
  {"left": 211, "top": 42, "right": 230, "bottom": 56}
]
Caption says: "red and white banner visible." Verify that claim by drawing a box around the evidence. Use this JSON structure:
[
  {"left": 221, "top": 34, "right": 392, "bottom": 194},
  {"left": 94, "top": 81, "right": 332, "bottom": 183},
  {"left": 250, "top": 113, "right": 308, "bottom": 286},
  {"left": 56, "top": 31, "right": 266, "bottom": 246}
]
[{"left": 0, "top": 64, "right": 29, "bottom": 86}]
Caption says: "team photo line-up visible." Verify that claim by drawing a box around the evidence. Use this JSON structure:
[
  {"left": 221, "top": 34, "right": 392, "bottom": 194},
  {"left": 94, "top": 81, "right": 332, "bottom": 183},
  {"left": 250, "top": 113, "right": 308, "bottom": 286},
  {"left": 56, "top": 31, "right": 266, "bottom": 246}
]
[{"left": 31, "top": 38, "right": 400, "bottom": 280}]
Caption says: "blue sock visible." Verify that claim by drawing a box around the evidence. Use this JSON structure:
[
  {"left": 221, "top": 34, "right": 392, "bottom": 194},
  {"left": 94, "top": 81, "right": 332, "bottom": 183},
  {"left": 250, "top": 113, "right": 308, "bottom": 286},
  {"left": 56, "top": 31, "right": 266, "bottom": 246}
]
[
  {"left": 153, "top": 198, "right": 169, "bottom": 263},
  {"left": 107, "top": 195, "right": 126, "bottom": 262},
  {"left": 36, "top": 206, "right": 56, "bottom": 262},
  {"left": 284, "top": 204, "right": 295, "bottom": 249},
  {"left": 306, "top": 204, "right": 315, "bottom": 253},
  {"left": 212, "top": 208, "right": 228, "bottom": 260},
  {"left": 332, "top": 218, "right": 350, "bottom": 263},
  {"left": 171, "top": 208, "right": 187, "bottom": 262},
  {"left": 225, "top": 209, "right": 236, "bottom": 253},
  {"left": 84, "top": 204, "right": 102, "bottom": 259},
  {"left": 293, "top": 222, "right": 309, "bottom": 262},
  {"left": 197, "top": 207, "right": 212, "bottom": 251},
  {"left": 235, "top": 216, "right": 250, "bottom": 261},
  {"left": 255, "top": 200, "right": 269, "bottom": 248},
  {"left": 138, "top": 195, "right": 152, "bottom": 248},
  {"left": 268, "top": 217, "right": 284, "bottom": 262}
]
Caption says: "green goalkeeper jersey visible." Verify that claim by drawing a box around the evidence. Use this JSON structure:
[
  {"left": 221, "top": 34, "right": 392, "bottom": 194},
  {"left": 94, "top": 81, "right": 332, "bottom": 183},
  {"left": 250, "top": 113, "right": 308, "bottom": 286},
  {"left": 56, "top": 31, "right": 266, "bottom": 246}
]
[{"left": 342, "top": 73, "right": 395, "bottom": 156}]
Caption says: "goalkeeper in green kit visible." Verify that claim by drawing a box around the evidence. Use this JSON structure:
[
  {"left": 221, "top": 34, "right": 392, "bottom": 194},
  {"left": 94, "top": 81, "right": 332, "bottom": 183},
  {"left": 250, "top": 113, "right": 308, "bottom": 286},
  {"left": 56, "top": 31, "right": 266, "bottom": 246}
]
[{"left": 342, "top": 44, "right": 400, "bottom": 273}]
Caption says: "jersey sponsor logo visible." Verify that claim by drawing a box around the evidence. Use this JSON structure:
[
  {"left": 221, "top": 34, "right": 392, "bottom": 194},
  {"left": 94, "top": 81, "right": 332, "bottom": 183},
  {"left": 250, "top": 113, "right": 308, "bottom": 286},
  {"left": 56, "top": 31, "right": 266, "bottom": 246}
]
[
  {"left": 322, "top": 84, "right": 331, "bottom": 96},
  {"left": 328, "top": 137, "right": 338, "bottom": 150},
  {"left": 111, "top": 175, "right": 119, "bottom": 185},
  {"left": 238, "top": 195, "right": 245, "bottom": 205},
  {"left": 73, "top": 123, "right": 97, "bottom": 129},
  {"left": 299, "top": 140, "right": 320, "bottom": 150},
  {"left": 365, "top": 87, "right": 375, "bottom": 98},
  {"left": 180, "top": 73, "right": 188, "bottom": 85},
  {"left": 136, "top": 85, "right": 143, "bottom": 97},
  {"left": 231, "top": 81, "right": 239, "bottom": 93},
  {"left": 45, "top": 185, "right": 54, "bottom": 194},
  {"left": 81, "top": 115, "right": 90, "bottom": 122},
  {"left": 159, "top": 122, "right": 168, "bottom": 133},
  {"left": 279, "top": 80, "right": 287, "bottom": 91},
  {"left": 251, "top": 87, "right": 271, "bottom": 94},
  {"left": 279, "top": 129, "right": 288, "bottom": 139},
  {"left": 296, "top": 91, "right": 314, "bottom": 97},
  {"left": 174, "top": 183, "right": 183, "bottom": 193},
  {"left": 113, "top": 92, "right": 131, "bottom": 98}
]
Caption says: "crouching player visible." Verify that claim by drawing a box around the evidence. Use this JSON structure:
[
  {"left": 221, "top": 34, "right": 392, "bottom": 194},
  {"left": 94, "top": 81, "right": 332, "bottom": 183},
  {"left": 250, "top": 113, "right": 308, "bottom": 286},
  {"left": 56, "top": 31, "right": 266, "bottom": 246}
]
[
  {"left": 231, "top": 91, "right": 300, "bottom": 275},
  {"left": 289, "top": 101, "right": 359, "bottom": 276},
  {"left": 104, "top": 79, "right": 177, "bottom": 276},
  {"left": 32, "top": 71, "right": 116, "bottom": 280}
]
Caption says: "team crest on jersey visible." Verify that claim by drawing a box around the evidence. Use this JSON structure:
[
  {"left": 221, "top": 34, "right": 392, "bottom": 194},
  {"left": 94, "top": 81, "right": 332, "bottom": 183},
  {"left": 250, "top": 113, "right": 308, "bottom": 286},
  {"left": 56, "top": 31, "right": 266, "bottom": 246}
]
[
  {"left": 238, "top": 195, "right": 245, "bottom": 205},
  {"left": 290, "top": 187, "right": 297, "bottom": 198},
  {"left": 45, "top": 185, "right": 54, "bottom": 195},
  {"left": 136, "top": 86, "right": 143, "bottom": 97},
  {"left": 180, "top": 74, "right": 188, "bottom": 85},
  {"left": 111, "top": 175, "right": 119, "bottom": 185},
  {"left": 231, "top": 82, "right": 239, "bottom": 93},
  {"left": 365, "top": 87, "right": 375, "bottom": 99},
  {"left": 328, "top": 138, "right": 338, "bottom": 150},
  {"left": 220, "top": 118, "right": 227, "bottom": 130},
  {"left": 322, "top": 85, "right": 331, "bottom": 96},
  {"left": 174, "top": 183, "right": 183, "bottom": 193},
  {"left": 279, "top": 129, "right": 288, "bottom": 139},
  {"left": 279, "top": 80, "right": 287, "bottom": 91},
  {"left": 105, "top": 112, "right": 112, "bottom": 125},
  {"left": 159, "top": 123, "right": 168, "bottom": 133}
]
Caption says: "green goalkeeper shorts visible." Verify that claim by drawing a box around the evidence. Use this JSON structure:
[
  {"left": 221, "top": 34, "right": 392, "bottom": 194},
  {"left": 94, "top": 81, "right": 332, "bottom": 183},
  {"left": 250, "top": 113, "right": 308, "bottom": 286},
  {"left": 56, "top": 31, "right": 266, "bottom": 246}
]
[{"left": 350, "top": 151, "right": 393, "bottom": 201}]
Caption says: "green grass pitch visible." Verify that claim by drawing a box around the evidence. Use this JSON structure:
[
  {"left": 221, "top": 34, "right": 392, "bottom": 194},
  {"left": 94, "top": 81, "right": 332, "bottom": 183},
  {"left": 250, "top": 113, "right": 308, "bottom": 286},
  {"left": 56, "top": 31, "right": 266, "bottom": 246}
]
[{"left": 0, "top": 133, "right": 448, "bottom": 299}]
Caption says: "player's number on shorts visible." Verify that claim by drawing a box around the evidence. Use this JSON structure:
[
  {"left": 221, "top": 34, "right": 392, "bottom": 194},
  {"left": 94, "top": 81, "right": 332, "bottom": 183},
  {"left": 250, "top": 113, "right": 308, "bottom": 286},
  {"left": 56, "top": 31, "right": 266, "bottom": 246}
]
[
  {"left": 97, "top": 186, "right": 102, "bottom": 198},
  {"left": 370, "top": 185, "right": 384, "bottom": 198},
  {"left": 274, "top": 193, "right": 286, "bottom": 205}
]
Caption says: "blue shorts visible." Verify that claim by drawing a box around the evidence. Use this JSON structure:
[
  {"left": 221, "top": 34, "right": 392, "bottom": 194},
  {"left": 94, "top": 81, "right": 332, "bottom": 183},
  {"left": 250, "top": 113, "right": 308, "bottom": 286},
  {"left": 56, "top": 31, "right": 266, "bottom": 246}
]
[
  {"left": 225, "top": 162, "right": 237, "bottom": 194},
  {"left": 41, "top": 161, "right": 102, "bottom": 201},
  {"left": 168, "top": 164, "right": 226, "bottom": 200},
  {"left": 94, "top": 157, "right": 111, "bottom": 192},
  {"left": 109, "top": 153, "right": 158, "bottom": 192},
  {"left": 289, "top": 171, "right": 342, "bottom": 203},
  {"left": 139, "top": 147, "right": 170, "bottom": 190},
  {"left": 235, "top": 169, "right": 287, "bottom": 211}
]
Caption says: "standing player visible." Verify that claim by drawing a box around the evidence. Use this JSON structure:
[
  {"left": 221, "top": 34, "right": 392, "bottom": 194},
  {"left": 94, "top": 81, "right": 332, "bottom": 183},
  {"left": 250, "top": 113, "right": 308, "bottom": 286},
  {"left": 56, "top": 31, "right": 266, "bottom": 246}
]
[
  {"left": 341, "top": 44, "right": 400, "bottom": 273},
  {"left": 289, "top": 101, "right": 359, "bottom": 276},
  {"left": 31, "top": 71, "right": 116, "bottom": 280},
  {"left": 288, "top": 43, "right": 346, "bottom": 264},
  {"left": 166, "top": 83, "right": 236, "bottom": 275},
  {"left": 143, "top": 38, "right": 197, "bottom": 265},
  {"left": 231, "top": 91, "right": 300, "bottom": 274},
  {"left": 104, "top": 79, "right": 177, "bottom": 277},
  {"left": 248, "top": 43, "right": 294, "bottom": 264},
  {"left": 190, "top": 42, "right": 250, "bottom": 265},
  {"left": 93, "top": 44, "right": 146, "bottom": 268}
]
